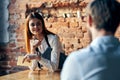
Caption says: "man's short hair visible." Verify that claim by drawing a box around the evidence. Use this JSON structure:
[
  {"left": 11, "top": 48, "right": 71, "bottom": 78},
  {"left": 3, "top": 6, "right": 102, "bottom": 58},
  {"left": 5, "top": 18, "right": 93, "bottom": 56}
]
[{"left": 87, "top": 0, "right": 120, "bottom": 34}]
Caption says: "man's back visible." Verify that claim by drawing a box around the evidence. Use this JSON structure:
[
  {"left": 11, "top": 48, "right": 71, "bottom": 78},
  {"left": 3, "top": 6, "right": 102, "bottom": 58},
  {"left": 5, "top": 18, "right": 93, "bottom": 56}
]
[
  {"left": 61, "top": 0, "right": 120, "bottom": 80},
  {"left": 61, "top": 36, "right": 120, "bottom": 80},
  {"left": 82, "top": 36, "right": 120, "bottom": 80}
]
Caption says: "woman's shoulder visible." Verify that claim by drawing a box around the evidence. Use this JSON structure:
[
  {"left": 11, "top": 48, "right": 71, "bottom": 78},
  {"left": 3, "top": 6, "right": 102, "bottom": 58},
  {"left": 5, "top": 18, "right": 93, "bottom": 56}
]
[{"left": 47, "top": 34, "right": 59, "bottom": 40}]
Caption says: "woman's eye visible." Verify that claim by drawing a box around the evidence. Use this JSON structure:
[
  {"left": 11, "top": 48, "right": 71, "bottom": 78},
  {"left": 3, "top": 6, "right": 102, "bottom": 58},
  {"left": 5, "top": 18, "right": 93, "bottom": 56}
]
[
  {"left": 36, "top": 22, "right": 41, "bottom": 26},
  {"left": 30, "top": 23, "right": 35, "bottom": 27}
]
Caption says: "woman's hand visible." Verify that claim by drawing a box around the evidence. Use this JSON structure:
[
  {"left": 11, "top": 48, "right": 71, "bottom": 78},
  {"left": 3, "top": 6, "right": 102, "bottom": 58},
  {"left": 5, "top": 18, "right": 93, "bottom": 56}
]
[{"left": 22, "top": 54, "right": 41, "bottom": 63}]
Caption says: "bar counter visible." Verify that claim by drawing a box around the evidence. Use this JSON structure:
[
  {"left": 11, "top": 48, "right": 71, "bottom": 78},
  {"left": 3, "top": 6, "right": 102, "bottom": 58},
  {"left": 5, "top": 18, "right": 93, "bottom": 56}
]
[{"left": 0, "top": 70, "right": 60, "bottom": 80}]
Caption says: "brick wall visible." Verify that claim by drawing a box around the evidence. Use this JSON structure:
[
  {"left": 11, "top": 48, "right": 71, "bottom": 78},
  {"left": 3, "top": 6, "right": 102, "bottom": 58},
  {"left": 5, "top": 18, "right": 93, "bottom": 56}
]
[{"left": 0, "top": 0, "right": 120, "bottom": 71}]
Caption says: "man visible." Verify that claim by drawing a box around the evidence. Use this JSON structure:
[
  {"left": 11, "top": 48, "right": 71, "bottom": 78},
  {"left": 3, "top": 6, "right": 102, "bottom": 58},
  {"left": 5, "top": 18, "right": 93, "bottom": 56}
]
[{"left": 61, "top": 0, "right": 120, "bottom": 80}]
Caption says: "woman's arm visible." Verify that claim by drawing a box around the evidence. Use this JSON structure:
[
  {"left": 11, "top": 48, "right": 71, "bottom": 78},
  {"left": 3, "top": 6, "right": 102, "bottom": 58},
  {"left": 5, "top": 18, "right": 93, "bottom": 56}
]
[
  {"left": 25, "top": 40, "right": 40, "bottom": 71},
  {"left": 39, "top": 35, "right": 61, "bottom": 72}
]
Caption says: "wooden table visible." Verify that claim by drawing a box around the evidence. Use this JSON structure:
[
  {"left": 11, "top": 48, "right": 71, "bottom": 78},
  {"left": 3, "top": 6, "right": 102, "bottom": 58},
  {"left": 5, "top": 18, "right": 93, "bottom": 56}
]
[{"left": 0, "top": 70, "right": 60, "bottom": 80}]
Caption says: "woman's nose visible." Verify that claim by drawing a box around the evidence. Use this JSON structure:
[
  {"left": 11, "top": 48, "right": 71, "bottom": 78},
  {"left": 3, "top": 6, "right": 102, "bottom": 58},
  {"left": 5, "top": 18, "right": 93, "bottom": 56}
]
[{"left": 34, "top": 25, "right": 37, "bottom": 28}]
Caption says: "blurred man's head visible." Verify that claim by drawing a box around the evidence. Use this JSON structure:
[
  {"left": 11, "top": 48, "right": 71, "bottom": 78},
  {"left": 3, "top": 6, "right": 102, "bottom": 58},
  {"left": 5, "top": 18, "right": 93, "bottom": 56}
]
[{"left": 86, "top": 0, "right": 120, "bottom": 35}]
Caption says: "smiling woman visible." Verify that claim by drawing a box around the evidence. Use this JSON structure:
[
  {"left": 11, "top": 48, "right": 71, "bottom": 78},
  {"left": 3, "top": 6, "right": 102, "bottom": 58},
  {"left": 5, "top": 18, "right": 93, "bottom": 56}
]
[{"left": 22, "top": 6, "right": 64, "bottom": 72}]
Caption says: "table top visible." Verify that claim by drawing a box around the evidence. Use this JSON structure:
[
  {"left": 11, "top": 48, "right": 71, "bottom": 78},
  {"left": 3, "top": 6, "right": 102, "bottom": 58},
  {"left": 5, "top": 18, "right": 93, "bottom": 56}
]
[{"left": 0, "top": 70, "right": 60, "bottom": 80}]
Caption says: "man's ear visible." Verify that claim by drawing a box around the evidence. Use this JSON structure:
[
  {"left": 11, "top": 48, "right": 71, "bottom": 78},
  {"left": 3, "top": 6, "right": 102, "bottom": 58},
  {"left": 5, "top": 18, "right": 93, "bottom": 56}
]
[{"left": 88, "top": 15, "right": 93, "bottom": 27}]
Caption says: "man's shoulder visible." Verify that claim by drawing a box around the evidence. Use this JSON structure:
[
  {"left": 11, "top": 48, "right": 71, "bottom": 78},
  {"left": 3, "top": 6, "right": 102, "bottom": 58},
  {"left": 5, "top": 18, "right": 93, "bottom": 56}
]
[{"left": 68, "top": 47, "right": 91, "bottom": 62}]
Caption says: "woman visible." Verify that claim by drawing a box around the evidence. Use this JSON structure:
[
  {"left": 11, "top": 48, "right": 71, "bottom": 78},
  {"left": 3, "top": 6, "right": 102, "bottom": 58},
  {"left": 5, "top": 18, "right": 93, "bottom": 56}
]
[{"left": 22, "top": 11, "right": 62, "bottom": 72}]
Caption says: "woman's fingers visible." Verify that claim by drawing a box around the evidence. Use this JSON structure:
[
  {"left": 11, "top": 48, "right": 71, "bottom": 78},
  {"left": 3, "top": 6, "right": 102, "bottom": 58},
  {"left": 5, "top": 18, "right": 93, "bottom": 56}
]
[
  {"left": 22, "top": 54, "right": 30, "bottom": 63},
  {"left": 22, "top": 54, "right": 39, "bottom": 64},
  {"left": 22, "top": 56, "right": 26, "bottom": 63}
]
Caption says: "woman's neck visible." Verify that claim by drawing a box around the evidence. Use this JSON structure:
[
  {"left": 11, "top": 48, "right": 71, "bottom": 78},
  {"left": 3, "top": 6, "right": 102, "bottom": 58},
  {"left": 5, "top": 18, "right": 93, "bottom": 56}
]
[{"left": 34, "top": 33, "right": 44, "bottom": 41}]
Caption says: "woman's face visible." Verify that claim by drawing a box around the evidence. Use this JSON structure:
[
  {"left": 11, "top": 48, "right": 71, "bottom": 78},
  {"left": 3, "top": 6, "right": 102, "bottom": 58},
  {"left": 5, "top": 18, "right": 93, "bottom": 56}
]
[{"left": 29, "top": 18, "right": 43, "bottom": 35}]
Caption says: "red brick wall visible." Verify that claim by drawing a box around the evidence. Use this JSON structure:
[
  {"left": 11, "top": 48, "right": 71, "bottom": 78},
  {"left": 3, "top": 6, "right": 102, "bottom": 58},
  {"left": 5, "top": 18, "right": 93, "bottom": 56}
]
[
  {"left": 0, "top": 0, "right": 120, "bottom": 70},
  {"left": 8, "top": 0, "right": 91, "bottom": 55}
]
